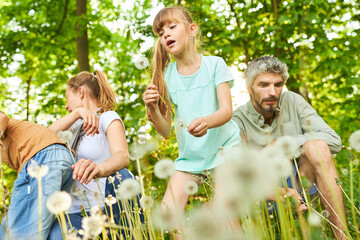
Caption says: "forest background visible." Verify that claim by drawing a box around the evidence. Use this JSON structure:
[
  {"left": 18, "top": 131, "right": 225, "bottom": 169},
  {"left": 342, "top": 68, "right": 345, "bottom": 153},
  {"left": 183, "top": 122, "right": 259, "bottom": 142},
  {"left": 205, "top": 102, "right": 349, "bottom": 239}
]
[{"left": 0, "top": 0, "right": 359, "bottom": 231}]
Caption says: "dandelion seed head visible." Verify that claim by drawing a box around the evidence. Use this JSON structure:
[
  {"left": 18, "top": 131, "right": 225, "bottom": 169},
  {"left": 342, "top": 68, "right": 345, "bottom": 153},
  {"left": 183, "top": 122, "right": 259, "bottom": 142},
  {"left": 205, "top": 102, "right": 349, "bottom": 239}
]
[
  {"left": 187, "top": 209, "right": 221, "bottom": 240},
  {"left": 140, "top": 196, "right": 154, "bottom": 209},
  {"left": 134, "top": 56, "right": 150, "bottom": 70},
  {"left": 152, "top": 204, "right": 180, "bottom": 231},
  {"left": 82, "top": 214, "right": 106, "bottom": 238},
  {"left": 108, "top": 176, "right": 115, "bottom": 184},
  {"left": 353, "top": 159, "right": 359, "bottom": 165},
  {"left": 341, "top": 168, "right": 348, "bottom": 175},
  {"left": 321, "top": 210, "right": 330, "bottom": 218},
  {"left": 27, "top": 160, "right": 49, "bottom": 178},
  {"left": 116, "top": 178, "right": 141, "bottom": 200},
  {"left": 58, "top": 130, "right": 73, "bottom": 145},
  {"left": 46, "top": 191, "right": 72, "bottom": 215},
  {"left": 349, "top": 130, "right": 360, "bottom": 152},
  {"left": 104, "top": 194, "right": 117, "bottom": 206},
  {"left": 308, "top": 212, "right": 322, "bottom": 227},
  {"left": 276, "top": 136, "right": 301, "bottom": 159},
  {"left": 184, "top": 181, "right": 198, "bottom": 195},
  {"left": 129, "top": 140, "right": 157, "bottom": 161},
  {"left": 154, "top": 159, "right": 175, "bottom": 179},
  {"left": 90, "top": 205, "right": 102, "bottom": 216}
]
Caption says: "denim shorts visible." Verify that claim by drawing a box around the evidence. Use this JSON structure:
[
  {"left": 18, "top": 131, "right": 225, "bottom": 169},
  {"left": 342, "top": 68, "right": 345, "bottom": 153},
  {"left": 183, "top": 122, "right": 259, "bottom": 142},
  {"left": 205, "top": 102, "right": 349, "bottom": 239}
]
[{"left": 0, "top": 144, "right": 74, "bottom": 240}]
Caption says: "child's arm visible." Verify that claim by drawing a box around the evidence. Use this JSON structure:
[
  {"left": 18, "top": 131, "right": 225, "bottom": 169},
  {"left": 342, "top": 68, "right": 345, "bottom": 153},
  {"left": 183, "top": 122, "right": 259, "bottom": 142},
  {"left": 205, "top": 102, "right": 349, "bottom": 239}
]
[
  {"left": 72, "top": 119, "right": 129, "bottom": 184},
  {"left": 143, "top": 84, "right": 172, "bottom": 137},
  {"left": 0, "top": 111, "right": 10, "bottom": 140},
  {"left": 188, "top": 82, "right": 232, "bottom": 137},
  {"left": 49, "top": 108, "right": 99, "bottom": 136}
]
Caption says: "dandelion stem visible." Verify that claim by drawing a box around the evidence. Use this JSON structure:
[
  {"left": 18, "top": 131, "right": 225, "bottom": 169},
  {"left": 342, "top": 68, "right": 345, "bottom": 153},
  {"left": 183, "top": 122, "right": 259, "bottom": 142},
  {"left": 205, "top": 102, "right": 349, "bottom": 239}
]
[
  {"left": 96, "top": 180, "right": 110, "bottom": 220},
  {"left": 59, "top": 213, "right": 68, "bottom": 239}
]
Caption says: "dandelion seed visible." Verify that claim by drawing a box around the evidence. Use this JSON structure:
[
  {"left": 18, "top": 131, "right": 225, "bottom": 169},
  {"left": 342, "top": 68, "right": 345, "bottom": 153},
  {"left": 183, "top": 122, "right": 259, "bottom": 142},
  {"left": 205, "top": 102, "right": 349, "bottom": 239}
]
[
  {"left": 46, "top": 191, "right": 72, "bottom": 215},
  {"left": 321, "top": 210, "right": 330, "bottom": 218},
  {"left": 134, "top": 56, "right": 150, "bottom": 70},
  {"left": 108, "top": 176, "right": 115, "bottom": 184},
  {"left": 304, "top": 118, "right": 313, "bottom": 132},
  {"left": 349, "top": 130, "right": 360, "bottom": 152},
  {"left": 154, "top": 159, "right": 175, "bottom": 179},
  {"left": 184, "top": 181, "right": 198, "bottom": 195},
  {"left": 116, "top": 178, "right": 141, "bottom": 200},
  {"left": 140, "top": 196, "right": 154, "bottom": 209},
  {"left": 341, "top": 168, "right": 348, "bottom": 175},
  {"left": 115, "top": 171, "right": 122, "bottom": 181},
  {"left": 308, "top": 212, "right": 321, "bottom": 226},
  {"left": 276, "top": 136, "right": 301, "bottom": 159},
  {"left": 261, "top": 145, "right": 292, "bottom": 179},
  {"left": 353, "top": 159, "right": 359, "bottom": 165},
  {"left": 82, "top": 214, "right": 106, "bottom": 239},
  {"left": 104, "top": 194, "right": 117, "bottom": 206},
  {"left": 187, "top": 208, "right": 222, "bottom": 240},
  {"left": 28, "top": 160, "right": 49, "bottom": 178},
  {"left": 58, "top": 130, "right": 73, "bottom": 145}
]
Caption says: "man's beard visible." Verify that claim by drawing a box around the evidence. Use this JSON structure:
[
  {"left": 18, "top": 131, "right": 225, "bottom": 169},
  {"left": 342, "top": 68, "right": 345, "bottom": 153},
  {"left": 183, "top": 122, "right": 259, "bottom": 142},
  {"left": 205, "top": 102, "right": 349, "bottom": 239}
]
[{"left": 255, "top": 96, "right": 279, "bottom": 113}]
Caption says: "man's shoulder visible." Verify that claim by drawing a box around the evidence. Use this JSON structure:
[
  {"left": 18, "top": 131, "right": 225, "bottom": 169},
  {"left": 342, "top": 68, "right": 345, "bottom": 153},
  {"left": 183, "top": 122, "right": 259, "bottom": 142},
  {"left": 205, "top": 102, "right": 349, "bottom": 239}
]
[{"left": 233, "top": 102, "right": 249, "bottom": 116}]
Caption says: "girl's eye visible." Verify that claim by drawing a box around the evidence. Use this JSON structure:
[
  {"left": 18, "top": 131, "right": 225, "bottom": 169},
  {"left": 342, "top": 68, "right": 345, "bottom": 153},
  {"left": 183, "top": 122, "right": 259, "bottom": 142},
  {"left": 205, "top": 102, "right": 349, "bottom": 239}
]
[
  {"left": 159, "top": 32, "right": 164, "bottom": 37},
  {"left": 170, "top": 24, "right": 176, "bottom": 29}
]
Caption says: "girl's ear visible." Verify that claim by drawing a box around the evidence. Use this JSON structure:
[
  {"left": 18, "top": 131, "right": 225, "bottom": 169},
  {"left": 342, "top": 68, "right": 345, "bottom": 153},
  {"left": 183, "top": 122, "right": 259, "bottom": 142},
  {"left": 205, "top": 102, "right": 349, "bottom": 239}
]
[
  {"left": 189, "top": 23, "right": 197, "bottom": 37},
  {"left": 78, "top": 86, "right": 85, "bottom": 100}
]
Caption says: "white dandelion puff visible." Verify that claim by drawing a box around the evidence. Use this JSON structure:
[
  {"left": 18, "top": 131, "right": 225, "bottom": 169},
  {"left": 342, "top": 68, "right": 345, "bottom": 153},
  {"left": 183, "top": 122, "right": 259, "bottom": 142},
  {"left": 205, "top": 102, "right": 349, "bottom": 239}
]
[
  {"left": 28, "top": 160, "right": 49, "bottom": 178},
  {"left": 116, "top": 178, "right": 141, "bottom": 200},
  {"left": 104, "top": 194, "right": 117, "bottom": 206},
  {"left": 321, "top": 210, "right": 330, "bottom": 218},
  {"left": 90, "top": 205, "right": 102, "bottom": 216},
  {"left": 308, "top": 212, "right": 322, "bottom": 227},
  {"left": 46, "top": 191, "right": 72, "bottom": 215},
  {"left": 154, "top": 159, "right": 175, "bottom": 179},
  {"left": 349, "top": 130, "right": 360, "bottom": 152},
  {"left": 140, "top": 196, "right": 154, "bottom": 209},
  {"left": 134, "top": 56, "right": 150, "bottom": 70},
  {"left": 108, "top": 176, "right": 115, "bottom": 184},
  {"left": 341, "top": 168, "right": 348, "bottom": 175},
  {"left": 353, "top": 159, "right": 359, "bottom": 165},
  {"left": 152, "top": 203, "right": 180, "bottom": 231},
  {"left": 129, "top": 140, "right": 157, "bottom": 161},
  {"left": 58, "top": 130, "right": 73, "bottom": 145},
  {"left": 184, "top": 181, "right": 198, "bottom": 195},
  {"left": 261, "top": 145, "right": 292, "bottom": 180},
  {"left": 276, "top": 136, "right": 301, "bottom": 159},
  {"left": 82, "top": 214, "right": 106, "bottom": 239}
]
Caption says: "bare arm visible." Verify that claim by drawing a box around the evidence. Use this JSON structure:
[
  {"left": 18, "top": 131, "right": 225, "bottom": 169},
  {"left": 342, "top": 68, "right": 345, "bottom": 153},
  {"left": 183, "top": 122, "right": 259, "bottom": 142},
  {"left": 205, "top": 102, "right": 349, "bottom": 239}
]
[
  {"left": 72, "top": 119, "right": 130, "bottom": 184},
  {"left": 188, "top": 82, "right": 233, "bottom": 137},
  {"left": 143, "top": 84, "right": 172, "bottom": 137},
  {"left": 49, "top": 108, "right": 99, "bottom": 136}
]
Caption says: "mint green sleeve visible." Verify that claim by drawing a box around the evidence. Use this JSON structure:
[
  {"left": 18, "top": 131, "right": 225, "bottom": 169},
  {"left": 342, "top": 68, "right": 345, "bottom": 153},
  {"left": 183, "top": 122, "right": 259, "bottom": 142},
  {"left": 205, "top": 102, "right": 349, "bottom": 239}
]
[{"left": 214, "top": 57, "right": 234, "bottom": 88}]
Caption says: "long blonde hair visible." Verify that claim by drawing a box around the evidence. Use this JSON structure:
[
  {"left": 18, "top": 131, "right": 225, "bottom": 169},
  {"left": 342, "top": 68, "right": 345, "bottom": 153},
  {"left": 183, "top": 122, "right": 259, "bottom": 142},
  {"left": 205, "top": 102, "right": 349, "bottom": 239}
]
[
  {"left": 67, "top": 70, "right": 117, "bottom": 113},
  {"left": 151, "top": 6, "right": 199, "bottom": 117}
]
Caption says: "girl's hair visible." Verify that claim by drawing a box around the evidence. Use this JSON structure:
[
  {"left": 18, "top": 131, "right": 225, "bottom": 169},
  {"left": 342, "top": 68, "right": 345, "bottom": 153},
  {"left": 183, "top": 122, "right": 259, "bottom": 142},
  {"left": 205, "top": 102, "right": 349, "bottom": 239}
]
[
  {"left": 67, "top": 70, "right": 117, "bottom": 113},
  {"left": 244, "top": 56, "right": 289, "bottom": 90},
  {"left": 151, "top": 6, "right": 198, "bottom": 117}
]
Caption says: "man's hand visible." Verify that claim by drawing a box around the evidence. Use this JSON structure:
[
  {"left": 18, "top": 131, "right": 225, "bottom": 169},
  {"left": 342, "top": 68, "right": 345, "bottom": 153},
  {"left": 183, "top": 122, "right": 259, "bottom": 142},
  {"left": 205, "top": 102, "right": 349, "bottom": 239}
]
[{"left": 267, "top": 187, "right": 307, "bottom": 212}]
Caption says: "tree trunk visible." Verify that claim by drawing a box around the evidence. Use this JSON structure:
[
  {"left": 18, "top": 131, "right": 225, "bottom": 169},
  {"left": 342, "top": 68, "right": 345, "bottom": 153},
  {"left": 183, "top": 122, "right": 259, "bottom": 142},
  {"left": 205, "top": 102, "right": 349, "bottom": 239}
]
[{"left": 76, "top": 0, "right": 90, "bottom": 72}]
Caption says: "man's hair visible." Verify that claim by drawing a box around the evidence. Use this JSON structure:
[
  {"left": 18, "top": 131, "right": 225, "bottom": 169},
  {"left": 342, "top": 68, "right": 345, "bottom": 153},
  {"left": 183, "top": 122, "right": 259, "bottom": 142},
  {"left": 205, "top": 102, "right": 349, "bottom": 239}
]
[{"left": 244, "top": 56, "right": 289, "bottom": 89}]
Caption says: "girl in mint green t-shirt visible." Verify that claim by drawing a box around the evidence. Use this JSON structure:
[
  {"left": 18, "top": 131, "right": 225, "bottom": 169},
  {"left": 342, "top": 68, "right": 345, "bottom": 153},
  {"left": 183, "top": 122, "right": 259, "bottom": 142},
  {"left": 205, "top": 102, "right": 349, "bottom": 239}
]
[{"left": 143, "top": 6, "right": 240, "bottom": 237}]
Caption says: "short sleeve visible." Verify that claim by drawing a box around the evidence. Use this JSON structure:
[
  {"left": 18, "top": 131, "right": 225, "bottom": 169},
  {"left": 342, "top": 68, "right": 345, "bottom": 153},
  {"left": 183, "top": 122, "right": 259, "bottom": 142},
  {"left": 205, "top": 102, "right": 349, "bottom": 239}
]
[
  {"left": 214, "top": 57, "right": 234, "bottom": 88},
  {"left": 99, "top": 111, "right": 124, "bottom": 134}
]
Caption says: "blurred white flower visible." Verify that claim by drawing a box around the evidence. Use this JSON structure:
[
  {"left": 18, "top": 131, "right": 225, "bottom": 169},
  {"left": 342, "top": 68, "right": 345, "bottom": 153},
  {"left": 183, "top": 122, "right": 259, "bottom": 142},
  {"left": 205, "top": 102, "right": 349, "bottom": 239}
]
[
  {"left": 349, "top": 129, "right": 360, "bottom": 152},
  {"left": 341, "top": 168, "right": 348, "bottom": 175},
  {"left": 140, "top": 196, "right": 154, "bottom": 209},
  {"left": 28, "top": 160, "right": 49, "bottom": 178},
  {"left": 116, "top": 178, "right": 141, "bottom": 200},
  {"left": 154, "top": 159, "right": 175, "bottom": 179},
  {"left": 321, "top": 210, "right": 330, "bottom": 218},
  {"left": 184, "top": 181, "right": 198, "bottom": 195},
  {"left": 152, "top": 203, "right": 180, "bottom": 231},
  {"left": 58, "top": 130, "right": 73, "bottom": 145},
  {"left": 134, "top": 56, "right": 150, "bottom": 70},
  {"left": 46, "top": 191, "right": 72, "bottom": 215},
  {"left": 90, "top": 205, "right": 102, "bottom": 216},
  {"left": 276, "top": 136, "right": 301, "bottom": 159},
  {"left": 308, "top": 212, "right": 322, "bottom": 227},
  {"left": 187, "top": 208, "right": 222, "bottom": 240},
  {"left": 353, "top": 159, "right": 359, "bottom": 165},
  {"left": 129, "top": 140, "right": 157, "bottom": 161},
  {"left": 82, "top": 214, "right": 106, "bottom": 239},
  {"left": 105, "top": 194, "right": 117, "bottom": 206},
  {"left": 108, "top": 176, "right": 115, "bottom": 184},
  {"left": 261, "top": 145, "right": 292, "bottom": 180}
]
